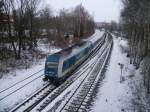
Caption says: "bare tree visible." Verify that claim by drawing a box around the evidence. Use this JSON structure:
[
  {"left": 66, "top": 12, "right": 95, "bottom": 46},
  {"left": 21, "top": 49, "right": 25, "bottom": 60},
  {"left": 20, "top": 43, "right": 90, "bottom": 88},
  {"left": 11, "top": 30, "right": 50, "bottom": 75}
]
[
  {"left": 26, "top": 0, "right": 40, "bottom": 49},
  {"left": 121, "top": 0, "right": 150, "bottom": 111}
]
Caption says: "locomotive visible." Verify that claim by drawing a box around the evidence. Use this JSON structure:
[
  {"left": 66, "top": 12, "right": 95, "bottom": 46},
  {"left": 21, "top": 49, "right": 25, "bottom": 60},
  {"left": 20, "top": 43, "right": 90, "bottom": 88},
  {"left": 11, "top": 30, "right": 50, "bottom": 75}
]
[{"left": 44, "top": 33, "right": 106, "bottom": 84}]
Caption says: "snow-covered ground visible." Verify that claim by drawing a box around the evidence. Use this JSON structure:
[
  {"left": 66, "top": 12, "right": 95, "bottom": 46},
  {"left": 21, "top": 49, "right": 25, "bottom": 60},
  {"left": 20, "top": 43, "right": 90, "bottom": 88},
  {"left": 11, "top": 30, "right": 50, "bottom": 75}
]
[
  {"left": 0, "top": 30, "right": 105, "bottom": 112},
  {"left": 0, "top": 44, "right": 60, "bottom": 111},
  {"left": 32, "top": 34, "right": 110, "bottom": 112},
  {"left": 37, "top": 39, "right": 61, "bottom": 54},
  {"left": 91, "top": 36, "right": 139, "bottom": 112},
  {"left": 84, "top": 29, "right": 105, "bottom": 43}
]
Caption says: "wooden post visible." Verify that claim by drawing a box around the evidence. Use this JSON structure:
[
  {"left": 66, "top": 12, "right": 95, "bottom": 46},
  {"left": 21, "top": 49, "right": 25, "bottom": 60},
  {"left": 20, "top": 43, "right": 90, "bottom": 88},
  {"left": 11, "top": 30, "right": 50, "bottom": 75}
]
[{"left": 118, "top": 63, "right": 124, "bottom": 83}]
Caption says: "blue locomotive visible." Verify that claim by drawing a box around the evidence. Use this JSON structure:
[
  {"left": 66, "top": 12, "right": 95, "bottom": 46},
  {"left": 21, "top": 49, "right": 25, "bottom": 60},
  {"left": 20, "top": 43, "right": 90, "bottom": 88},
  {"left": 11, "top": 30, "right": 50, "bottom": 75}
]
[{"left": 44, "top": 33, "right": 106, "bottom": 84}]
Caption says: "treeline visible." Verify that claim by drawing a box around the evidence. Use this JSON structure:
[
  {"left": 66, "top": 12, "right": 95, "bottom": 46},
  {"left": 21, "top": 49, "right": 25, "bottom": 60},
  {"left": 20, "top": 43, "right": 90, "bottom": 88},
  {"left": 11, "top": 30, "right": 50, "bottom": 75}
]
[
  {"left": 0, "top": 0, "right": 95, "bottom": 60},
  {"left": 0, "top": 0, "right": 40, "bottom": 60},
  {"left": 121, "top": 0, "right": 150, "bottom": 93},
  {"left": 40, "top": 5, "right": 95, "bottom": 47}
]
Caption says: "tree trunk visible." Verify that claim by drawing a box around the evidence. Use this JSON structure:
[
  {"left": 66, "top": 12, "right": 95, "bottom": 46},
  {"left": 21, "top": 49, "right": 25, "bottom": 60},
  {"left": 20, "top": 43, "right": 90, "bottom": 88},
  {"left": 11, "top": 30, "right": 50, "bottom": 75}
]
[
  {"left": 7, "top": 14, "right": 18, "bottom": 58},
  {"left": 147, "top": 23, "right": 150, "bottom": 56},
  {"left": 147, "top": 69, "right": 150, "bottom": 94},
  {"left": 144, "top": 24, "right": 148, "bottom": 57}
]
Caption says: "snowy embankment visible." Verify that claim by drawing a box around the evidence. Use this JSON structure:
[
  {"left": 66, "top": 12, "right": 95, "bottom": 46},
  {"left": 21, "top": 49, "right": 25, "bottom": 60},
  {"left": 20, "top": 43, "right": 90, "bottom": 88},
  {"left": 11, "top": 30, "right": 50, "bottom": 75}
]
[{"left": 91, "top": 36, "right": 141, "bottom": 112}]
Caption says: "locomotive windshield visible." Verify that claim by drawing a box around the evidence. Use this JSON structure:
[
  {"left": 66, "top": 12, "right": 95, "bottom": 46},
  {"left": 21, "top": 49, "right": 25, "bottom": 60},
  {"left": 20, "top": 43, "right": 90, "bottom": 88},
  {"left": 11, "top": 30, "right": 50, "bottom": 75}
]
[
  {"left": 45, "top": 54, "right": 60, "bottom": 76},
  {"left": 46, "top": 62, "right": 58, "bottom": 69}
]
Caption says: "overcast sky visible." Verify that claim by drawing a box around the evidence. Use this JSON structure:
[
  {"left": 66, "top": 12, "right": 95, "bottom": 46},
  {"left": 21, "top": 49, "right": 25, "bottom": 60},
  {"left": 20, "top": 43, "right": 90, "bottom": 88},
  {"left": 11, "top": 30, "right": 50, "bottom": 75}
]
[{"left": 44, "top": 0, "right": 121, "bottom": 22}]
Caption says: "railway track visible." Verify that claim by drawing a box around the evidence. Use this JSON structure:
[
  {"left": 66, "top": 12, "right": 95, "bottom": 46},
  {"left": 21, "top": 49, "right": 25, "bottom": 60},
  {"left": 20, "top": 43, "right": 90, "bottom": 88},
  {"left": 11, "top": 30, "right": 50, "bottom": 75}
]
[
  {"left": 0, "top": 69, "right": 44, "bottom": 94},
  {"left": 30, "top": 34, "right": 112, "bottom": 112},
  {"left": 59, "top": 40, "right": 113, "bottom": 112},
  {"left": 9, "top": 33, "right": 109, "bottom": 112},
  {"left": 0, "top": 69, "right": 45, "bottom": 102},
  {"left": 10, "top": 83, "right": 55, "bottom": 112}
]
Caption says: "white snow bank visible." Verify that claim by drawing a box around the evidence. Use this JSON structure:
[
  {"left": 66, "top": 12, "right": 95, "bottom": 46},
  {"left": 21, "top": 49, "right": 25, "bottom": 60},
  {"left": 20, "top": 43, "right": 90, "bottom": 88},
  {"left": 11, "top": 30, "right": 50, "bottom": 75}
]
[
  {"left": 84, "top": 29, "right": 105, "bottom": 43},
  {"left": 91, "top": 36, "right": 136, "bottom": 112},
  {"left": 118, "top": 37, "right": 129, "bottom": 53}
]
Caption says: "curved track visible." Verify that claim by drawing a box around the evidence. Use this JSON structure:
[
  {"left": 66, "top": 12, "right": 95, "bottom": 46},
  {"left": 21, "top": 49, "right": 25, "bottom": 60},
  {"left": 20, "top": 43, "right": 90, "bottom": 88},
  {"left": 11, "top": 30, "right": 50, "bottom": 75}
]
[
  {"left": 31, "top": 33, "right": 112, "bottom": 112},
  {"left": 59, "top": 38, "right": 113, "bottom": 112},
  {"left": 9, "top": 33, "right": 110, "bottom": 112}
]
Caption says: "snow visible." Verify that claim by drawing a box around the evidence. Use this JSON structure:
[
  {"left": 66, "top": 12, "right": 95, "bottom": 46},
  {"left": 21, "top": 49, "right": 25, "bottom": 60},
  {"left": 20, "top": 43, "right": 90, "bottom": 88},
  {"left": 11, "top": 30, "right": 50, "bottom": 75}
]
[
  {"left": 39, "top": 35, "right": 109, "bottom": 112},
  {"left": 91, "top": 36, "right": 136, "bottom": 112},
  {"left": 0, "top": 31, "right": 145, "bottom": 112},
  {"left": 37, "top": 39, "right": 61, "bottom": 54},
  {"left": 84, "top": 29, "right": 105, "bottom": 43},
  {"left": 32, "top": 52, "right": 98, "bottom": 111},
  {"left": 0, "top": 59, "right": 46, "bottom": 111},
  {"left": 0, "top": 60, "right": 44, "bottom": 91},
  {"left": 0, "top": 47, "right": 60, "bottom": 112},
  {"left": 0, "top": 31, "right": 138, "bottom": 112},
  {"left": 0, "top": 30, "right": 104, "bottom": 112},
  {"left": 119, "top": 38, "right": 128, "bottom": 49},
  {"left": 41, "top": 68, "right": 92, "bottom": 112}
]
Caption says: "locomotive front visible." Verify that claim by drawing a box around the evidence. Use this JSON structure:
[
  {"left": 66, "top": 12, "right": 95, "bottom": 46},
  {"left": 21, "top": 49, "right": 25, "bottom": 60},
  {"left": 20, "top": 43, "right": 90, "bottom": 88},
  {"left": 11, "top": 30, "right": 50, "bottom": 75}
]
[{"left": 44, "top": 54, "right": 60, "bottom": 80}]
